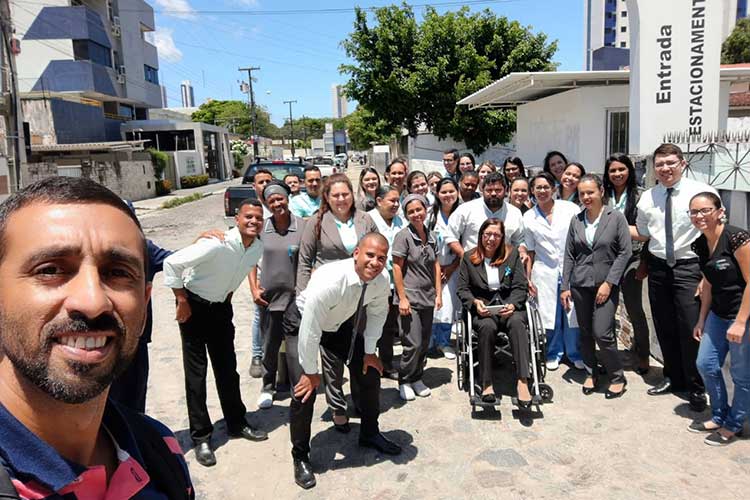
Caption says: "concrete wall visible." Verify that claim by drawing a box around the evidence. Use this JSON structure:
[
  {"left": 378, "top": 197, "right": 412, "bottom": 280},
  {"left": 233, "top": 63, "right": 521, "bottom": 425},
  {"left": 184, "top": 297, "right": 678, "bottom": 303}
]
[
  {"left": 22, "top": 154, "right": 156, "bottom": 201},
  {"left": 169, "top": 151, "right": 203, "bottom": 188},
  {"left": 516, "top": 85, "right": 630, "bottom": 173},
  {"left": 406, "top": 130, "right": 516, "bottom": 168},
  {"left": 118, "top": 0, "right": 161, "bottom": 108}
]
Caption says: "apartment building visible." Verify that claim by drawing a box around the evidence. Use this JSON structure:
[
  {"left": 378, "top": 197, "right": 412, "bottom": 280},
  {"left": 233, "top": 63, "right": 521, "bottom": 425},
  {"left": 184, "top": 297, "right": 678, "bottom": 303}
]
[
  {"left": 585, "top": 0, "right": 748, "bottom": 71},
  {"left": 12, "top": 0, "right": 162, "bottom": 145}
]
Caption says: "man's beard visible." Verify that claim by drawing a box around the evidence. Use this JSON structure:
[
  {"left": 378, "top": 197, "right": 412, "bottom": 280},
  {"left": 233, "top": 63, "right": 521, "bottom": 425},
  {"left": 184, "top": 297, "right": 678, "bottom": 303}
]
[
  {"left": 485, "top": 196, "right": 503, "bottom": 211},
  {"left": 0, "top": 312, "right": 136, "bottom": 404}
]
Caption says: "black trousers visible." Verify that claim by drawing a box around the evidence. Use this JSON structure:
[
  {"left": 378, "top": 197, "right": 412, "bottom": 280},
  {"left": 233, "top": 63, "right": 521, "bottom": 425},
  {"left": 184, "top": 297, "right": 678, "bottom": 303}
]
[
  {"left": 289, "top": 322, "right": 381, "bottom": 461},
  {"left": 620, "top": 258, "right": 651, "bottom": 363},
  {"left": 647, "top": 257, "right": 704, "bottom": 393},
  {"left": 571, "top": 286, "right": 625, "bottom": 384},
  {"left": 109, "top": 339, "right": 149, "bottom": 414},
  {"left": 473, "top": 311, "right": 530, "bottom": 389},
  {"left": 378, "top": 294, "right": 400, "bottom": 372},
  {"left": 399, "top": 306, "right": 434, "bottom": 384},
  {"left": 260, "top": 308, "right": 291, "bottom": 391},
  {"left": 178, "top": 296, "right": 247, "bottom": 443}
]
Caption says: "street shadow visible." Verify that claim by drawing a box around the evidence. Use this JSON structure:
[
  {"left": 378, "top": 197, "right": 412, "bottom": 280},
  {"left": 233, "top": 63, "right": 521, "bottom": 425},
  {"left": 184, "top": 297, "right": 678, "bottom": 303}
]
[
  {"left": 422, "top": 366, "right": 453, "bottom": 391},
  {"left": 172, "top": 408, "right": 289, "bottom": 455},
  {"left": 309, "top": 426, "right": 417, "bottom": 473},
  {"left": 673, "top": 399, "right": 710, "bottom": 421},
  {"left": 561, "top": 366, "right": 588, "bottom": 386},
  {"left": 471, "top": 404, "right": 502, "bottom": 421},
  {"left": 510, "top": 406, "right": 544, "bottom": 427}
]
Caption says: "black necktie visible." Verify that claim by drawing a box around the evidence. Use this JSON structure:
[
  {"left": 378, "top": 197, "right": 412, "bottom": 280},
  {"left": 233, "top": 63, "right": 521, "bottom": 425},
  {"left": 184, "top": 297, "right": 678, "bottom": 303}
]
[
  {"left": 665, "top": 187, "right": 676, "bottom": 267},
  {"left": 346, "top": 282, "right": 368, "bottom": 365}
]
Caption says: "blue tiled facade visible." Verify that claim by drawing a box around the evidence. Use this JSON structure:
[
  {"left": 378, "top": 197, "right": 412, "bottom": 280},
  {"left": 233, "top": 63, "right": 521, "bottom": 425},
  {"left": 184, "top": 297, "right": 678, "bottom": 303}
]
[
  {"left": 31, "top": 60, "right": 121, "bottom": 97},
  {"left": 24, "top": 6, "right": 111, "bottom": 49},
  {"left": 50, "top": 99, "right": 122, "bottom": 143}
]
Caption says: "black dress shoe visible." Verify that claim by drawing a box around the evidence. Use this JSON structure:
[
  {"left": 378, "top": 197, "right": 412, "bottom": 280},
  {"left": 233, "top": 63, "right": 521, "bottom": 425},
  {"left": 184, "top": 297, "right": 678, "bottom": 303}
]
[
  {"left": 635, "top": 366, "right": 650, "bottom": 376},
  {"left": 582, "top": 376, "right": 597, "bottom": 396},
  {"left": 293, "top": 458, "right": 316, "bottom": 489},
  {"left": 605, "top": 380, "right": 628, "bottom": 399},
  {"left": 359, "top": 433, "right": 402, "bottom": 455},
  {"left": 194, "top": 442, "right": 216, "bottom": 467},
  {"left": 249, "top": 356, "right": 263, "bottom": 378},
  {"left": 229, "top": 425, "right": 268, "bottom": 441},
  {"left": 481, "top": 393, "right": 497, "bottom": 404},
  {"left": 689, "top": 392, "right": 708, "bottom": 412},
  {"left": 647, "top": 378, "right": 672, "bottom": 396}
]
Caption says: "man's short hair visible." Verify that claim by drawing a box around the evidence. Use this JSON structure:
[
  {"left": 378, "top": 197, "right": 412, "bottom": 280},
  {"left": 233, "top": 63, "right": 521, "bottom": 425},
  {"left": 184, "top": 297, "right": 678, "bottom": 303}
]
[
  {"left": 0, "top": 177, "right": 142, "bottom": 261},
  {"left": 358, "top": 232, "right": 389, "bottom": 251},
  {"left": 254, "top": 168, "right": 273, "bottom": 180},
  {"left": 238, "top": 198, "right": 264, "bottom": 211},
  {"left": 443, "top": 148, "right": 459, "bottom": 160},
  {"left": 303, "top": 165, "right": 321, "bottom": 178},
  {"left": 653, "top": 143, "right": 684, "bottom": 161},
  {"left": 482, "top": 171, "right": 507, "bottom": 189},
  {"left": 283, "top": 173, "right": 300, "bottom": 182}
]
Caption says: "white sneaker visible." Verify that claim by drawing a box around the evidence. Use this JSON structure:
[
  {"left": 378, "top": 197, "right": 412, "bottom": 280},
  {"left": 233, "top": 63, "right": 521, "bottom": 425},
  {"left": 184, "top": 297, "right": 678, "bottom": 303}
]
[
  {"left": 439, "top": 345, "right": 457, "bottom": 360},
  {"left": 399, "top": 383, "right": 416, "bottom": 401},
  {"left": 257, "top": 391, "right": 273, "bottom": 409},
  {"left": 412, "top": 380, "right": 432, "bottom": 397},
  {"left": 574, "top": 360, "right": 586, "bottom": 370},
  {"left": 546, "top": 359, "right": 560, "bottom": 371}
]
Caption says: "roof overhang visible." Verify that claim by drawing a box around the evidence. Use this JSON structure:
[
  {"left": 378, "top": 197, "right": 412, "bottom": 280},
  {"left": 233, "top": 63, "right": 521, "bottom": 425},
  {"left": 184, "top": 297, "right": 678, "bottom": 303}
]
[
  {"left": 31, "top": 140, "right": 149, "bottom": 153},
  {"left": 458, "top": 67, "right": 750, "bottom": 110}
]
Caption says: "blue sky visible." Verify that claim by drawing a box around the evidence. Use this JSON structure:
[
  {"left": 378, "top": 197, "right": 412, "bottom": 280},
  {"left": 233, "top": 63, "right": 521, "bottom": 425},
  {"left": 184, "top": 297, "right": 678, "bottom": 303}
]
[{"left": 151, "top": 0, "right": 584, "bottom": 125}]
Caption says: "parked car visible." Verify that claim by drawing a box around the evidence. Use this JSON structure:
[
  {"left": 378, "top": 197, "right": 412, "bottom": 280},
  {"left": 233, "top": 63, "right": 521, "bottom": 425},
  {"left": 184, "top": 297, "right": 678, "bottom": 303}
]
[
  {"left": 223, "top": 159, "right": 305, "bottom": 226},
  {"left": 310, "top": 156, "right": 340, "bottom": 178},
  {"left": 334, "top": 153, "right": 348, "bottom": 169}
]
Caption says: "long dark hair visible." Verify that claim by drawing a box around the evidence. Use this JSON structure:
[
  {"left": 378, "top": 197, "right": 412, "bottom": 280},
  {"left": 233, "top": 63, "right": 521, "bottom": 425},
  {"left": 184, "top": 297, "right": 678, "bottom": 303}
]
[
  {"left": 559, "top": 162, "right": 586, "bottom": 201},
  {"left": 358, "top": 167, "right": 381, "bottom": 198},
  {"left": 470, "top": 218, "right": 508, "bottom": 266},
  {"left": 315, "top": 173, "right": 355, "bottom": 241},
  {"left": 406, "top": 170, "right": 428, "bottom": 194},
  {"left": 503, "top": 156, "right": 526, "bottom": 178},
  {"left": 429, "top": 177, "right": 460, "bottom": 230},
  {"left": 603, "top": 154, "right": 638, "bottom": 224},
  {"left": 543, "top": 151, "right": 568, "bottom": 179}
]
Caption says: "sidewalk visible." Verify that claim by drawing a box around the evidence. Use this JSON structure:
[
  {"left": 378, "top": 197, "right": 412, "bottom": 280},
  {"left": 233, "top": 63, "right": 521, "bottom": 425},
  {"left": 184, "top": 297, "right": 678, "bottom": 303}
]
[{"left": 133, "top": 178, "right": 241, "bottom": 212}]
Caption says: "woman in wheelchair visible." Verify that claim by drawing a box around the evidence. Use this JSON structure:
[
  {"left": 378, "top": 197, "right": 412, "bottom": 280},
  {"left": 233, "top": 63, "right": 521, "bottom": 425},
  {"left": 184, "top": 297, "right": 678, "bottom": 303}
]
[{"left": 456, "top": 218, "right": 532, "bottom": 407}]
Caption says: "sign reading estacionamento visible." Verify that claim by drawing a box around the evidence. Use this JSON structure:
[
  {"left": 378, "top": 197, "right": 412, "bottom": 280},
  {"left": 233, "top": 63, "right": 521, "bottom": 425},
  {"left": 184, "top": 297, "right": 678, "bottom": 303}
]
[{"left": 627, "top": 0, "right": 731, "bottom": 155}]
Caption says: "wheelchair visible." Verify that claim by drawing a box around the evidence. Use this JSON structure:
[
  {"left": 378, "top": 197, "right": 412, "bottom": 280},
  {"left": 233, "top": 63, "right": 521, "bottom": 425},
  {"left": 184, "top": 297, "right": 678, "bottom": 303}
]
[{"left": 455, "top": 297, "right": 553, "bottom": 413}]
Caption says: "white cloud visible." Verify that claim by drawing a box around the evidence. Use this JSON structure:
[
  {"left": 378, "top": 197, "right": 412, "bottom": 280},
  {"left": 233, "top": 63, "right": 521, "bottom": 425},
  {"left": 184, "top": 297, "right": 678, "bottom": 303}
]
[
  {"left": 148, "top": 28, "right": 183, "bottom": 63},
  {"left": 154, "top": 0, "right": 197, "bottom": 20}
]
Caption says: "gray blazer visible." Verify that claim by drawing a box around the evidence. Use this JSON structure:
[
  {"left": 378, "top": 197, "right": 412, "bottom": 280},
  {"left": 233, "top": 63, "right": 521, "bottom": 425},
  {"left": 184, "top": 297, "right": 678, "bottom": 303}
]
[
  {"left": 561, "top": 206, "right": 632, "bottom": 290},
  {"left": 296, "top": 209, "right": 377, "bottom": 292}
]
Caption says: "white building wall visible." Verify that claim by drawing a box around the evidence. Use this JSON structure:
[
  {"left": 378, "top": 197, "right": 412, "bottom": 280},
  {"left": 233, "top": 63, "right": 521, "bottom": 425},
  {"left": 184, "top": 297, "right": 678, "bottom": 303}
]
[
  {"left": 517, "top": 85, "right": 629, "bottom": 173},
  {"left": 11, "top": 0, "right": 73, "bottom": 93}
]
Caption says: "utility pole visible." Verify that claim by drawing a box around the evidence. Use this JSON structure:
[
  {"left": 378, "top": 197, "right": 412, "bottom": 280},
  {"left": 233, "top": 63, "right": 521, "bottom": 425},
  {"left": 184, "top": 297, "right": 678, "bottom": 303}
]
[
  {"left": 1, "top": 6, "right": 26, "bottom": 193},
  {"left": 301, "top": 115, "right": 308, "bottom": 156},
  {"left": 238, "top": 66, "right": 260, "bottom": 157},
  {"left": 283, "top": 100, "right": 297, "bottom": 158}
]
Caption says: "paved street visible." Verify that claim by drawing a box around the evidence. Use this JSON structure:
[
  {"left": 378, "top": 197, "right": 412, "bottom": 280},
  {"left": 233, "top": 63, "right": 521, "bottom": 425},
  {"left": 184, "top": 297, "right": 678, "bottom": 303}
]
[{"left": 143, "top": 191, "right": 750, "bottom": 500}]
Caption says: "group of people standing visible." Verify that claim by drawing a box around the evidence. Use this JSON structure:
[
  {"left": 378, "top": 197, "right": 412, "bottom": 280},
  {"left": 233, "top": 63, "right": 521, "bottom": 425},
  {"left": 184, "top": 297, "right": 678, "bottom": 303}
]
[{"left": 157, "top": 142, "right": 748, "bottom": 490}]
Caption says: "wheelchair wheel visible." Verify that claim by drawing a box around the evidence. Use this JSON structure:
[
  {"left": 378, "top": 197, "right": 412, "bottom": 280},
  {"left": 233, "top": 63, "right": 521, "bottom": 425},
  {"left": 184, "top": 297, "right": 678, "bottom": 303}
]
[
  {"left": 539, "top": 383, "right": 554, "bottom": 403},
  {"left": 455, "top": 321, "right": 466, "bottom": 391}
]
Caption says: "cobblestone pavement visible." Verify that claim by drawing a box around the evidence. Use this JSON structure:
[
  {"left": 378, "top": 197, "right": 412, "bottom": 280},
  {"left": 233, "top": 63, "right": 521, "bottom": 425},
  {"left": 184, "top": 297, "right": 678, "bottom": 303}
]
[{"left": 143, "top": 190, "right": 750, "bottom": 500}]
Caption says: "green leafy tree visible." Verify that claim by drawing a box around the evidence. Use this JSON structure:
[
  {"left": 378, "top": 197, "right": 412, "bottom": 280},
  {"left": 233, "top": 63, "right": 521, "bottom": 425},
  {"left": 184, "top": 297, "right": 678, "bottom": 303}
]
[
  {"left": 340, "top": 5, "right": 557, "bottom": 153},
  {"left": 346, "top": 107, "right": 400, "bottom": 150},
  {"left": 191, "top": 100, "right": 279, "bottom": 139},
  {"left": 722, "top": 18, "right": 750, "bottom": 64}
]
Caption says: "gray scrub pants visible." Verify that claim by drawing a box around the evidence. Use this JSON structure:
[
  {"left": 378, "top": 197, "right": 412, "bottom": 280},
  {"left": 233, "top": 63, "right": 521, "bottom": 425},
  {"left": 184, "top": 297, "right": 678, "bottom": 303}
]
[
  {"left": 398, "top": 307, "right": 435, "bottom": 384},
  {"left": 571, "top": 285, "right": 625, "bottom": 384},
  {"left": 620, "top": 256, "right": 651, "bottom": 363}
]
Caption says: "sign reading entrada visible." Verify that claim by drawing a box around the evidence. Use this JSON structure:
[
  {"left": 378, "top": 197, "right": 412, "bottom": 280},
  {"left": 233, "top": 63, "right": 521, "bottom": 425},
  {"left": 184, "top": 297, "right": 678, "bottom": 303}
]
[
  {"left": 655, "top": 2, "right": 710, "bottom": 136},
  {"left": 627, "top": 0, "right": 728, "bottom": 155}
]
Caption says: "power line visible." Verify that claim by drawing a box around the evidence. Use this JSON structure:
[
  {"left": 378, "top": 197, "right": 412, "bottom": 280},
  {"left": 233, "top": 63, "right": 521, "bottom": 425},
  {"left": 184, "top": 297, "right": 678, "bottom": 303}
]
[{"left": 13, "top": 0, "right": 521, "bottom": 16}]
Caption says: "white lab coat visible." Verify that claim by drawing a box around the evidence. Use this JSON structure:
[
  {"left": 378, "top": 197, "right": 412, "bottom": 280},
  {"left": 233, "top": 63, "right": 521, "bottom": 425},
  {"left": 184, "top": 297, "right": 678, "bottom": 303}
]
[
  {"left": 431, "top": 210, "right": 460, "bottom": 324},
  {"left": 523, "top": 200, "right": 581, "bottom": 330}
]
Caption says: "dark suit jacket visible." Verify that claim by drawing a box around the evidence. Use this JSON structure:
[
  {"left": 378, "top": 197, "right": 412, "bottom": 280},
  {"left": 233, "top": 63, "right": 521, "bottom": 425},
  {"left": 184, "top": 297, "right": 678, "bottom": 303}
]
[
  {"left": 296, "top": 209, "right": 377, "bottom": 292},
  {"left": 561, "top": 206, "right": 632, "bottom": 290},
  {"left": 456, "top": 245, "right": 528, "bottom": 314}
]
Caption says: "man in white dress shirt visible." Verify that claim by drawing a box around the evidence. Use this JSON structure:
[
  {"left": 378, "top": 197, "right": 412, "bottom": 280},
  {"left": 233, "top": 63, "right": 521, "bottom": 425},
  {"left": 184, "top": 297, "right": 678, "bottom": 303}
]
[
  {"left": 635, "top": 143, "right": 718, "bottom": 411},
  {"left": 288, "top": 233, "right": 401, "bottom": 489},
  {"left": 163, "top": 199, "right": 268, "bottom": 467},
  {"left": 446, "top": 171, "right": 526, "bottom": 257}
]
